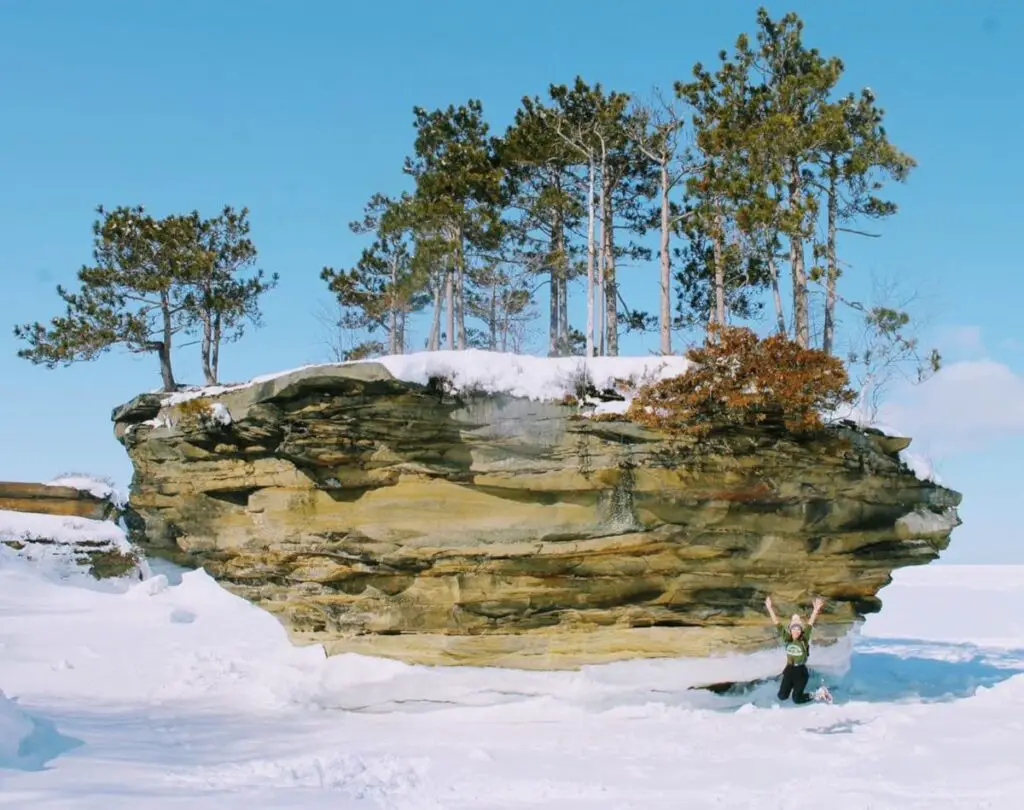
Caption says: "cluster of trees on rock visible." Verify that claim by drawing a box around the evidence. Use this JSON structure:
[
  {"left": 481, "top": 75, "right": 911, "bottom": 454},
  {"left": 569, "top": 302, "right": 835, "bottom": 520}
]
[
  {"left": 15, "top": 8, "right": 935, "bottom": 405},
  {"left": 326, "top": 8, "right": 920, "bottom": 367}
]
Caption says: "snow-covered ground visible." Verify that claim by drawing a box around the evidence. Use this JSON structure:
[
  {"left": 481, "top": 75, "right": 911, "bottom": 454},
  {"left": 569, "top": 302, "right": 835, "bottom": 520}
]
[{"left": 1, "top": 550, "right": 1021, "bottom": 809}]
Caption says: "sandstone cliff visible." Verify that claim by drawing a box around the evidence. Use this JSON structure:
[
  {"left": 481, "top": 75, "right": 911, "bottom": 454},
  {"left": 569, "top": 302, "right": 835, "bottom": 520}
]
[{"left": 113, "top": 358, "right": 961, "bottom": 669}]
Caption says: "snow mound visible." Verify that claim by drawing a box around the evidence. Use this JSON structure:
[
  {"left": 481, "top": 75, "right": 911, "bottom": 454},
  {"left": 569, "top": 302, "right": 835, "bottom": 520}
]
[
  {"left": 0, "top": 509, "right": 140, "bottom": 589},
  {"left": 0, "top": 509, "right": 130, "bottom": 551},
  {"left": 162, "top": 349, "right": 692, "bottom": 406},
  {"left": 209, "top": 401, "right": 232, "bottom": 425},
  {"left": 45, "top": 474, "right": 126, "bottom": 507}
]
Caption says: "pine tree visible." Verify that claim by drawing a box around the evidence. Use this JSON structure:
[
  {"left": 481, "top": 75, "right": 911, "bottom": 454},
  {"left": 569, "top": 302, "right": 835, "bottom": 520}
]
[
  {"left": 677, "top": 54, "right": 749, "bottom": 331},
  {"left": 502, "top": 95, "right": 584, "bottom": 356},
  {"left": 403, "top": 100, "right": 505, "bottom": 351},
  {"left": 186, "top": 205, "right": 278, "bottom": 385},
  {"left": 706, "top": 43, "right": 790, "bottom": 337},
  {"left": 14, "top": 205, "right": 195, "bottom": 391},
  {"left": 322, "top": 194, "right": 428, "bottom": 356},
  {"left": 466, "top": 262, "right": 536, "bottom": 352},
  {"left": 747, "top": 8, "right": 843, "bottom": 347},
  {"left": 541, "top": 79, "right": 620, "bottom": 356},
  {"left": 673, "top": 211, "right": 765, "bottom": 331},
  {"left": 629, "top": 91, "right": 688, "bottom": 354},
  {"left": 545, "top": 78, "right": 643, "bottom": 356},
  {"left": 733, "top": 144, "right": 790, "bottom": 336},
  {"left": 599, "top": 107, "right": 656, "bottom": 356},
  {"left": 813, "top": 89, "right": 916, "bottom": 354}
]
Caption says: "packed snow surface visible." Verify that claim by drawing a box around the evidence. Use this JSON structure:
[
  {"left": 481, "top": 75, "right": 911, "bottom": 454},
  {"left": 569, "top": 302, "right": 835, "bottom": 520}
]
[
  {"left": 162, "top": 349, "right": 693, "bottom": 406},
  {"left": 1, "top": 548, "right": 1021, "bottom": 808}
]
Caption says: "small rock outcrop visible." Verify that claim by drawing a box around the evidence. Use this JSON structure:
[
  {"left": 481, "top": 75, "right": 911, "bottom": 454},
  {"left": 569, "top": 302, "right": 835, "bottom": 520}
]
[
  {"left": 113, "top": 362, "right": 961, "bottom": 669},
  {"left": 0, "top": 483, "right": 136, "bottom": 580},
  {"left": 0, "top": 482, "right": 115, "bottom": 521}
]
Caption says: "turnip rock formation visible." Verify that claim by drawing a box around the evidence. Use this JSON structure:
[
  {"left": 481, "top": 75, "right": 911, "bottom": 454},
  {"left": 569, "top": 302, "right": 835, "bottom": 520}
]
[{"left": 112, "top": 357, "right": 961, "bottom": 669}]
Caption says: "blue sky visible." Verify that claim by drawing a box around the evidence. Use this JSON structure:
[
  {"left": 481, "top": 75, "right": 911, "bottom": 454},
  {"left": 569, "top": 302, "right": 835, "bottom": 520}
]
[{"left": 1, "top": 0, "right": 1021, "bottom": 562}]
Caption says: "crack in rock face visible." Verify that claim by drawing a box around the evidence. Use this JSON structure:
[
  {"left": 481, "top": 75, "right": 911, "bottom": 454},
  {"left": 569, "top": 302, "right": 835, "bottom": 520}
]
[{"left": 112, "top": 364, "right": 962, "bottom": 670}]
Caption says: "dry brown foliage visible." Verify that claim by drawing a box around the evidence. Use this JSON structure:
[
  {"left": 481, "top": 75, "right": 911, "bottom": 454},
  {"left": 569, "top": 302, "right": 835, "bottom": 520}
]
[
  {"left": 175, "top": 397, "right": 213, "bottom": 422},
  {"left": 627, "top": 326, "right": 856, "bottom": 435}
]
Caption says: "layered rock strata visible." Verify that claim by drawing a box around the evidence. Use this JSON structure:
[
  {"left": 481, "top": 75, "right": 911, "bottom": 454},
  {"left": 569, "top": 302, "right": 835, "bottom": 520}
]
[
  {"left": 113, "top": 363, "right": 961, "bottom": 669},
  {"left": 0, "top": 481, "right": 114, "bottom": 521}
]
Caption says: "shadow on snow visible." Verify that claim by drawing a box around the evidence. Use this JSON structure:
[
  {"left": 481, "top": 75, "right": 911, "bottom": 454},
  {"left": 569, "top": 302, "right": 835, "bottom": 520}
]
[
  {"left": 0, "top": 710, "right": 84, "bottom": 772},
  {"left": 709, "top": 638, "right": 1024, "bottom": 711}
]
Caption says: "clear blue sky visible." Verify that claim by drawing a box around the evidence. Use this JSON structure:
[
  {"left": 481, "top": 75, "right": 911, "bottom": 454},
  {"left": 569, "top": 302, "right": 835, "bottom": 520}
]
[{"left": 1, "top": 1, "right": 1021, "bottom": 562}]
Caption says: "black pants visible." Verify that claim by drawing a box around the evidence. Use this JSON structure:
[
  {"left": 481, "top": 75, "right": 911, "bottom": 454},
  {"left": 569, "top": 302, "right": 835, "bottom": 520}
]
[{"left": 778, "top": 663, "right": 812, "bottom": 704}]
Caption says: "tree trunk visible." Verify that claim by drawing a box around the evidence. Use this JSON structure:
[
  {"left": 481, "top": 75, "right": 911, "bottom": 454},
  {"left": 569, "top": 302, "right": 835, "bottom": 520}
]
[
  {"left": 388, "top": 310, "right": 398, "bottom": 355},
  {"left": 659, "top": 162, "right": 672, "bottom": 355},
  {"left": 585, "top": 159, "right": 596, "bottom": 358},
  {"left": 596, "top": 154, "right": 608, "bottom": 356},
  {"left": 823, "top": 158, "right": 839, "bottom": 356},
  {"left": 768, "top": 251, "right": 786, "bottom": 336},
  {"left": 396, "top": 311, "right": 406, "bottom": 355},
  {"left": 548, "top": 217, "right": 559, "bottom": 356},
  {"left": 603, "top": 190, "right": 618, "bottom": 357},
  {"left": 489, "top": 282, "right": 498, "bottom": 350},
  {"left": 158, "top": 290, "right": 176, "bottom": 391},
  {"left": 557, "top": 270, "right": 568, "bottom": 354},
  {"left": 211, "top": 312, "right": 221, "bottom": 383},
  {"left": 200, "top": 311, "right": 215, "bottom": 386},
  {"left": 713, "top": 206, "right": 726, "bottom": 329},
  {"left": 456, "top": 234, "right": 466, "bottom": 351},
  {"left": 388, "top": 257, "right": 399, "bottom": 355},
  {"left": 444, "top": 263, "right": 455, "bottom": 351},
  {"left": 553, "top": 185, "right": 568, "bottom": 356},
  {"left": 428, "top": 280, "right": 442, "bottom": 351},
  {"left": 789, "top": 162, "right": 809, "bottom": 348},
  {"left": 551, "top": 209, "right": 567, "bottom": 356}
]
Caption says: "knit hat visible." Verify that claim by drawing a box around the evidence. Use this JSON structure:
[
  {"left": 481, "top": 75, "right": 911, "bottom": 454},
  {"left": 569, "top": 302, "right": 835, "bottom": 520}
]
[{"left": 789, "top": 614, "right": 803, "bottom": 630}]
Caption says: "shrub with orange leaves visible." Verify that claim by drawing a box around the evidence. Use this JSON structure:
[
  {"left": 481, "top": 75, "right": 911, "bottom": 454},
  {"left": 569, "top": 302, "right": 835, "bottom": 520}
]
[{"left": 627, "top": 326, "right": 856, "bottom": 435}]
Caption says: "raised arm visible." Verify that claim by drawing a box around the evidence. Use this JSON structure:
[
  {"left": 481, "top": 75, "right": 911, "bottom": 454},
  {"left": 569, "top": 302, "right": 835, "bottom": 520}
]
[
  {"left": 808, "top": 596, "right": 825, "bottom": 626},
  {"left": 764, "top": 596, "right": 780, "bottom": 625}
]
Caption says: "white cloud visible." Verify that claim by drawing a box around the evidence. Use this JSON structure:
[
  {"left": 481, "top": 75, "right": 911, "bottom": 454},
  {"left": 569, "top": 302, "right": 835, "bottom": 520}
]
[
  {"left": 878, "top": 359, "right": 1024, "bottom": 456},
  {"left": 938, "top": 325, "right": 986, "bottom": 359}
]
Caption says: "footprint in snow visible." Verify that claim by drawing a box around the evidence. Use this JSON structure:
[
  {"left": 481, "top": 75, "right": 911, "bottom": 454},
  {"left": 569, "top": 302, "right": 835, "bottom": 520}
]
[{"left": 170, "top": 609, "right": 196, "bottom": 624}]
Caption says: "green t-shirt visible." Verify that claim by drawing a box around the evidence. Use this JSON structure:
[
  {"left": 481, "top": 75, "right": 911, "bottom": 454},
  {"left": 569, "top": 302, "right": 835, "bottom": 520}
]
[{"left": 779, "top": 624, "right": 812, "bottom": 666}]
